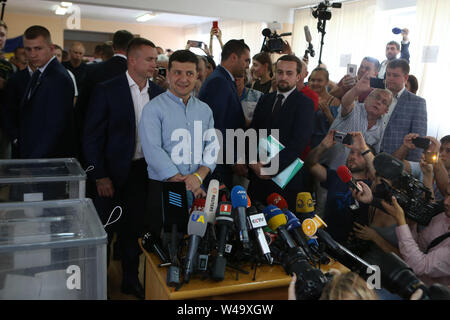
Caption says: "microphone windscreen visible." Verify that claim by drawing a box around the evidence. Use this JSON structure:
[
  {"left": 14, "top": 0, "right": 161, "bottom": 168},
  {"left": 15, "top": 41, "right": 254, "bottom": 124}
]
[
  {"left": 231, "top": 186, "right": 248, "bottom": 208},
  {"left": 187, "top": 211, "right": 208, "bottom": 236},
  {"left": 262, "top": 28, "right": 272, "bottom": 37},
  {"left": 204, "top": 179, "right": 219, "bottom": 223},
  {"left": 296, "top": 192, "right": 315, "bottom": 214},
  {"left": 337, "top": 165, "right": 352, "bottom": 183},
  {"left": 263, "top": 205, "right": 287, "bottom": 231},
  {"left": 392, "top": 27, "right": 402, "bottom": 34},
  {"left": 373, "top": 152, "right": 404, "bottom": 180},
  {"left": 283, "top": 209, "right": 302, "bottom": 229},
  {"left": 190, "top": 198, "right": 206, "bottom": 213},
  {"left": 266, "top": 193, "right": 289, "bottom": 209},
  {"left": 304, "top": 26, "right": 312, "bottom": 42}
]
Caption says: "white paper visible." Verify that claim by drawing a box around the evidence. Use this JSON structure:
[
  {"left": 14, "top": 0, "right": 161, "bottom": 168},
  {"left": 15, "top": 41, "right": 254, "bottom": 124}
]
[{"left": 422, "top": 46, "right": 439, "bottom": 63}]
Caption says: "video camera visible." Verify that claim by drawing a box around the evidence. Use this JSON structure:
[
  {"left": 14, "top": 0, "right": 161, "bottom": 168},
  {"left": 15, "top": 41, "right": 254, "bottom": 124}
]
[
  {"left": 373, "top": 153, "right": 444, "bottom": 226},
  {"left": 312, "top": 1, "right": 342, "bottom": 21},
  {"left": 260, "top": 28, "right": 292, "bottom": 53}
]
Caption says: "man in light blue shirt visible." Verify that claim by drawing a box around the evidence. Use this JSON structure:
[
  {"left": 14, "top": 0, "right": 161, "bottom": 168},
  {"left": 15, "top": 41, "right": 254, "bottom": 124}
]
[{"left": 139, "top": 50, "right": 219, "bottom": 200}]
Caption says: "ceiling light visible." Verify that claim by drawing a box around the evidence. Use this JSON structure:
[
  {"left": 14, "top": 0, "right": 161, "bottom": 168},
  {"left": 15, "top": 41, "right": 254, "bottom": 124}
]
[
  {"left": 55, "top": 5, "right": 68, "bottom": 15},
  {"left": 60, "top": 2, "right": 73, "bottom": 7},
  {"left": 136, "top": 13, "right": 157, "bottom": 22}
]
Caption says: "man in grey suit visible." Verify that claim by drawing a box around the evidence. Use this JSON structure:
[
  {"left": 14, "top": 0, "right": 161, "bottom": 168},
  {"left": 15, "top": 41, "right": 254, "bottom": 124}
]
[{"left": 380, "top": 59, "right": 427, "bottom": 162}]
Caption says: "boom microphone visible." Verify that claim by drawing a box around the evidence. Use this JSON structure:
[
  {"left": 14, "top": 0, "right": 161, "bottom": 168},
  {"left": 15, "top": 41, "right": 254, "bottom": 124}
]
[
  {"left": 184, "top": 211, "right": 208, "bottom": 283},
  {"left": 373, "top": 152, "right": 404, "bottom": 180},
  {"left": 231, "top": 186, "right": 251, "bottom": 250},
  {"left": 304, "top": 26, "right": 312, "bottom": 43}
]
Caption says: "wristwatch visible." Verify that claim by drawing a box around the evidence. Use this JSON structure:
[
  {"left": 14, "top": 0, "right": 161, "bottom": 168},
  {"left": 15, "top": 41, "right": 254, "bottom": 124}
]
[{"left": 362, "top": 149, "right": 372, "bottom": 156}]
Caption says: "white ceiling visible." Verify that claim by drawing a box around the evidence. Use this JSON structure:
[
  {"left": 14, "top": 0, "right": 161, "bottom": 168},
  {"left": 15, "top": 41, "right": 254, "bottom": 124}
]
[{"left": 5, "top": 0, "right": 349, "bottom": 27}]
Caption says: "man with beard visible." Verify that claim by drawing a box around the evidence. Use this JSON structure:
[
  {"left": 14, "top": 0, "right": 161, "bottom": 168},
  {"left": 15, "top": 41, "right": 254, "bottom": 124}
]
[
  {"left": 244, "top": 54, "right": 315, "bottom": 210},
  {"left": 305, "top": 130, "right": 376, "bottom": 244}
]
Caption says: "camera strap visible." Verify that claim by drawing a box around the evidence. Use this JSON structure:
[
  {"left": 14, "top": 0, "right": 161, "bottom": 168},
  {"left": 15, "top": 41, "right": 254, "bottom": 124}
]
[{"left": 425, "top": 232, "right": 450, "bottom": 254}]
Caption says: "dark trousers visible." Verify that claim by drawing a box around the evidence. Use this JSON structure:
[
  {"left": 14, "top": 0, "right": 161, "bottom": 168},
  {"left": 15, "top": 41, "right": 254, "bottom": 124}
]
[{"left": 90, "top": 158, "right": 148, "bottom": 286}]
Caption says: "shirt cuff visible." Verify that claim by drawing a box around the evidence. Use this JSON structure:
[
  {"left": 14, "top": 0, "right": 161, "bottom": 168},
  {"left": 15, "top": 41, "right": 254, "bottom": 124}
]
[{"left": 396, "top": 224, "right": 413, "bottom": 241}]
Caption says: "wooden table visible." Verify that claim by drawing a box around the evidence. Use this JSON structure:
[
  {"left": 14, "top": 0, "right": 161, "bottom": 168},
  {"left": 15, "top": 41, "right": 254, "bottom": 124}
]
[{"left": 139, "top": 239, "right": 349, "bottom": 300}]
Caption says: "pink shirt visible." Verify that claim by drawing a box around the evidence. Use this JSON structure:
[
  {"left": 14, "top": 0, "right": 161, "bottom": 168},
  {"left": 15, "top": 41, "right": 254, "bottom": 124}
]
[{"left": 396, "top": 212, "right": 450, "bottom": 286}]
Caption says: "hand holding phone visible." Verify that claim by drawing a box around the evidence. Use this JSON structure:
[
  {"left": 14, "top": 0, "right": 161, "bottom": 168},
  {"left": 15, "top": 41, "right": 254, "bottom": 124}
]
[
  {"left": 347, "top": 64, "right": 357, "bottom": 78},
  {"left": 412, "top": 137, "right": 431, "bottom": 150},
  {"left": 334, "top": 131, "right": 353, "bottom": 145},
  {"left": 158, "top": 68, "right": 167, "bottom": 78},
  {"left": 187, "top": 40, "right": 203, "bottom": 48},
  {"left": 370, "top": 77, "right": 386, "bottom": 89}
]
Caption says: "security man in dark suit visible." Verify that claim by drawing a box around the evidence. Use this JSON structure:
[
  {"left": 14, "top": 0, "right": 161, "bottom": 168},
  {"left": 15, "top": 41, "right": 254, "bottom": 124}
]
[
  {"left": 244, "top": 55, "right": 315, "bottom": 210},
  {"left": 15, "top": 25, "right": 75, "bottom": 159},
  {"left": 83, "top": 38, "right": 165, "bottom": 299},
  {"left": 198, "top": 39, "right": 250, "bottom": 188},
  {"left": 76, "top": 30, "right": 134, "bottom": 163}
]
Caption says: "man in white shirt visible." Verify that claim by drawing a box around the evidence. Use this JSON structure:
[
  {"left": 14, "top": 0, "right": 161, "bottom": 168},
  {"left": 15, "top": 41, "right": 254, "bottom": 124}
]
[{"left": 83, "top": 37, "right": 165, "bottom": 299}]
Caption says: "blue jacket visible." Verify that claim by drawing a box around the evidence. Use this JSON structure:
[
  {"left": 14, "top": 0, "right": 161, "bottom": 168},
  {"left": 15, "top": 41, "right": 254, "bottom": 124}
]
[
  {"left": 82, "top": 73, "right": 165, "bottom": 186},
  {"left": 381, "top": 89, "right": 427, "bottom": 162},
  {"left": 198, "top": 65, "right": 245, "bottom": 135}
]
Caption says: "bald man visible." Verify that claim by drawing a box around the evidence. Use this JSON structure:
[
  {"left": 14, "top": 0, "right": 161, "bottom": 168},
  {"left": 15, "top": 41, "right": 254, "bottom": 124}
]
[{"left": 63, "top": 41, "right": 88, "bottom": 89}]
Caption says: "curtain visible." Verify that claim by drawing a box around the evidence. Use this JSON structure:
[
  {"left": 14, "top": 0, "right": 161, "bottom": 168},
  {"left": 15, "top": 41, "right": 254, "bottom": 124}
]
[
  {"left": 292, "top": 0, "right": 377, "bottom": 82},
  {"left": 412, "top": 0, "right": 450, "bottom": 138}
]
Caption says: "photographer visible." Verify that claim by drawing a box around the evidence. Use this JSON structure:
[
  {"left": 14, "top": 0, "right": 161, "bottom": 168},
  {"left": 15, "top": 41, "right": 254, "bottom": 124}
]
[
  {"left": 353, "top": 182, "right": 450, "bottom": 286},
  {"left": 393, "top": 133, "right": 449, "bottom": 201}
]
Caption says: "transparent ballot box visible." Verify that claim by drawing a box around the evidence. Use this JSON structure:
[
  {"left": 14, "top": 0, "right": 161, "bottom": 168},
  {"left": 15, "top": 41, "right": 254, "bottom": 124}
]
[
  {"left": 0, "top": 199, "right": 107, "bottom": 300},
  {"left": 0, "top": 158, "right": 86, "bottom": 202}
]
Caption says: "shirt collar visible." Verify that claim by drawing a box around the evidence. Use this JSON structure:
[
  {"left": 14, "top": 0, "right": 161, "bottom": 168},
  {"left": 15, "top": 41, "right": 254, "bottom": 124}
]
[
  {"left": 277, "top": 86, "right": 297, "bottom": 101},
  {"left": 166, "top": 89, "right": 191, "bottom": 106},
  {"left": 38, "top": 56, "right": 56, "bottom": 74},
  {"left": 114, "top": 53, "right": 127, "bottom": 60},
  {"left": 395, "top": 86, "right": 406, "bottom": 99},
  {"left": 221, "top": 65, "right": 235, "bottom": 82},
  {"left": 126, "top": 70, "right": 149, "bottom": 92}
]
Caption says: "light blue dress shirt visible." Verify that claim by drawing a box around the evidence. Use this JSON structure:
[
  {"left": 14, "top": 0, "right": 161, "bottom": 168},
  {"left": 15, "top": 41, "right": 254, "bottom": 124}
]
[{"left": 139, "top": 90, "right": 219, "bottom": 181}]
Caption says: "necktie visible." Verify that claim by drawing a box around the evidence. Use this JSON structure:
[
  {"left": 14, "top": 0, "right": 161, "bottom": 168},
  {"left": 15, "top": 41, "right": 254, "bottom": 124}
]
[
  {"left": 272, "top": 94, "right": 284, "bottom": 116},
  {"left": 27, "top": 70, "right": 42, "bottom": 100}
]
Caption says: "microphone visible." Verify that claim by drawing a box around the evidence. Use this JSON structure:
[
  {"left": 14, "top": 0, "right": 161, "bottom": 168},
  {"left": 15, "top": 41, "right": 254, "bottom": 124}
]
[
  {"left": 219, "top": 183, "right": 230, "bottom": 202},
  {"left": 231, "top": 186, "right": 251, "bottom": 250},
  {"left": 296, "top": 192, "right": 316, "bottom": 221},
  {"left": 190, "top": 198, "right": 206, "bottom": 214},
  {"left": 283, "top": 209, "right": 315, "bottom": 263},
  {"left": 263, "top": 205, "right": 297, "bottom": 249},
  {"left": 392, "top": 27, "right": 402, "bottom": 34},
  {"left": 337, "top": 165, "right": 363, "bottom": 192},
  {"left": 266, "top": 193, "right": 288, "bottom": 210},
  {"left": 211, "top": 202, "right": 233, "bottom": 281},
  {"left": 183, "top": 210, "right": 208, "bottom": 283},
  {"left": 304, "top": 26, "right": 312, "bottom": 43},
  {"left": 262, "top": 28, "right": 272, "bottom": 37},
  {"left": 142, "top": 232, "right": 169, "bottom": 264},
  {"left": 315, "top": 228, "right": 376, "bottom": 276},
  {"left": 373, "top": 152, "right": 404, "bottom": 180},
  {"left": 247, "top": 206, "right": 273, "bottom": 264},
  {"left": 204, "top": 179, "right": 219, "bottom": 223}
]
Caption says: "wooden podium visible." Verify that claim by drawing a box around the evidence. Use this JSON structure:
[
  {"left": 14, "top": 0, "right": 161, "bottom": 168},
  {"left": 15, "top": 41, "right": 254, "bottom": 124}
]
[{"left": 139, "top": 239, "right": 349, "bottom": 300}]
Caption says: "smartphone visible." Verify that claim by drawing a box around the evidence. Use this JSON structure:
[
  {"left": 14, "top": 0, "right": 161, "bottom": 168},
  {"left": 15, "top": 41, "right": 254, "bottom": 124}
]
[
  {"left": 425, "top": 152, "right": 438, "bottom": 164},
  {"left": 370, "top": 77, "right": 386, "bottom": 89},
  {"left": 213, "top": 21, "right": 218, "bottom": 29},
  {"left": 334, "top": 131, "right": 353, "bottom": 145},
  {"left": 187, "top": 40, "right": 203, "bottom": 48},
  {"left": 412, "top": 137, "right": 430, "bottom": 150},
  {"left": 158, "top": 68, "right": 166, "bottom": 77},
  {"left": 347, "top": 64, "right": 357, "bottom": 78}
]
